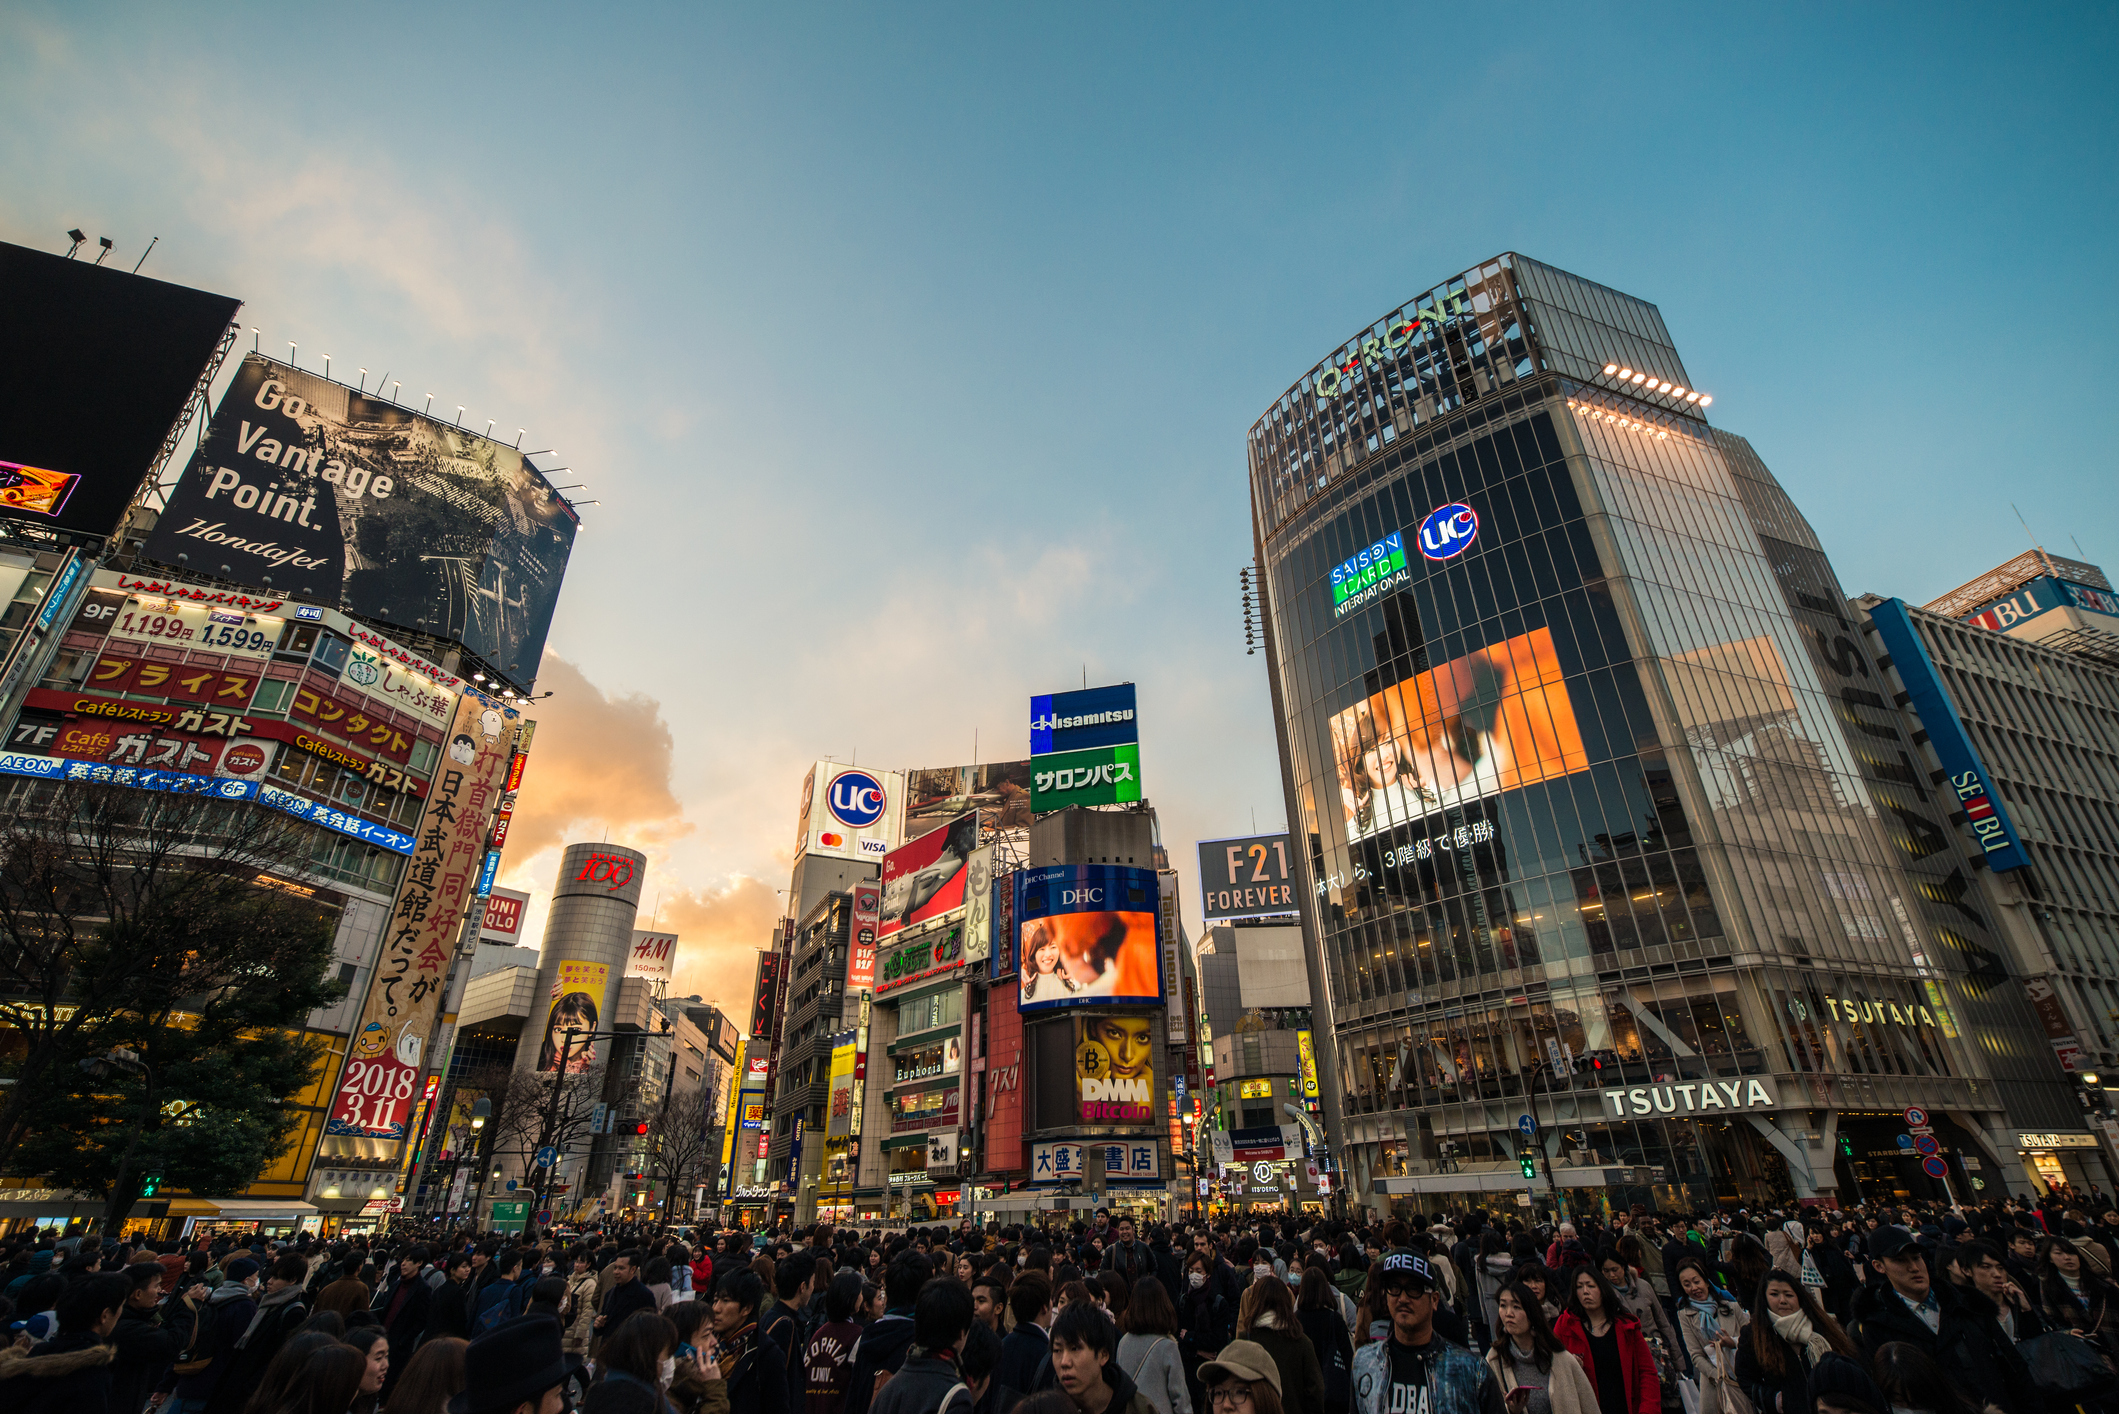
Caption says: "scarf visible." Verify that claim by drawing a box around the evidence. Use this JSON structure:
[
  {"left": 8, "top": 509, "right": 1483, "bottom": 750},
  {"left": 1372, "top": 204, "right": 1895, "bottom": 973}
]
[
  {"left": 1686, "top": 1297, "right": 1721, "bottom": 1334},
  {"left": 1771, "top": 1309, "right": 1832, "bottom": 1363},
  {"left": 717, "top": 1321, "right": 756, "bottom": 1379}
]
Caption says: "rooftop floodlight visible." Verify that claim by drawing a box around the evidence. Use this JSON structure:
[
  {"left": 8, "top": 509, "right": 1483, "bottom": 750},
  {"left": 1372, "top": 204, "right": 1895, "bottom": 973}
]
[
  {"left": 1618, "top": 367, "right": 1633, "bottom": 379},
  {"left": 65, "top": 229, "right": 86, "bottom": 257},
  {"left": 1697, "top": 395, "right": 1712, "bottom": 406},
  {"left": 1602, "top": 363, "right": 1618, "bottom": 375}
]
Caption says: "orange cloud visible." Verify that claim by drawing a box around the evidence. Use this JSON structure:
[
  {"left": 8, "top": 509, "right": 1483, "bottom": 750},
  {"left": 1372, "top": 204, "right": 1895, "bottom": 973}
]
[
  {"left": 656, "top": 879, "right": 783, "bottom": 1029},
  {"left": 507, "top": 655, "right": 690, "bottom": 858}
]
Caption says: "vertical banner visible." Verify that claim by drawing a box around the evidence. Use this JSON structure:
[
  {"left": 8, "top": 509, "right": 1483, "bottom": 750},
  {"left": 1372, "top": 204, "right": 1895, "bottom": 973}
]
[
  {"left": 1159, "top": 869, "right": 1185, "bottom": 1043},
  {"left": 827, "top": 1031, "right": 857, "bottom": 1139},
  {"left": 849, "top": 884, "right": 881, "bottom": 993},
  {"left": 537, "top": 961, "right": 611, "bottom": 1072},
  {"left": 963, "top": 846, "right": 995, "bottom": 963},
  {"left": 326, "top": 691, "right": 515, "bottom": 1142},
  {"left": 1297, "top": 1029, "right": 1320, "bottom": 1099}
]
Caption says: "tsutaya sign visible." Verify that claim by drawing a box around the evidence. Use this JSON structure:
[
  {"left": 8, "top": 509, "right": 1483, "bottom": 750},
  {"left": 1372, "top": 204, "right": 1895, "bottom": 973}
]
[{"left": 1602, "top": 1076, "right": 1778, "bottom": 1118}]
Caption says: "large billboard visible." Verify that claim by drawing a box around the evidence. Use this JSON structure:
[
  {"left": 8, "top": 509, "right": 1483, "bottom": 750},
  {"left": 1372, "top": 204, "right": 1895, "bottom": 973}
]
[
  {"left": 848, "top": 883, "right": 881, "bottom": 993},
  {"left": 793, "top": 761, "right": 904, "bottom": 863},
  {"left": 535, "top": 960, "right": 610, "bottom": 1072},
  {"left": 1328, "top": 625, "right": 1588, "bottom": 843},
  {"left": 1074, "top": 1012, "right": 1156, "bottom": 1124},
  {"left": 1196, "top": 832, "right": 1299, "bottom": 920},
  {"left": 879, "top": 810, "right": 977, "bottom": 940},
  {"left": 1030, "top": 743, "right": 1143, "bottom": 812},
  {"left": 1014, "top": 864, "right": 1161, "bottom": 1012},
  {"left": 0, "top": 242, "right": 242, "bottom": 542},
  {"left": 903, "top": 760, "right": 1034, "bottom": 837},
  {"left": 325, "top": 689, "right": 520, "bottom": 1142},
  {"left": 626, "top": 930, "right": 677, "bottom": 981},
  {"left": 1031, "top": 683, "right": 1139, "bottom": 755},
  {"left": 141, "top": 354, "right": 575, "bottom": 684}
]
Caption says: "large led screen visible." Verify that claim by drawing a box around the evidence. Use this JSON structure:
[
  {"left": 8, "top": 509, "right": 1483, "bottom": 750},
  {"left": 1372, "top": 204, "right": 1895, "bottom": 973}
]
[
  {"left": 1015, "top": 864, "right": 1160, "bottom": 1012},
  {"left": 0, "top": 241, "right": 242, "bottom": 540},
  {"left": 142, "top": 354, "right": 575, "bottom": 686},
  {"left": 1328, "top": 626, "right": 1588, "bottom": 843},
  {"left": 1074, "top": 1012, "right": 1156, "bottom": 1125},
  {"left": 878, "top": 810, "right": 977, "bottom": 940}
]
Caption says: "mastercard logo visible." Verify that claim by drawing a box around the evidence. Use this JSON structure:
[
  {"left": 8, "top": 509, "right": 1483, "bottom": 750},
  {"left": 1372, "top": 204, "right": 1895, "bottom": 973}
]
[{"left": 820, "top": 832, "right": 845, "bottom": 848}]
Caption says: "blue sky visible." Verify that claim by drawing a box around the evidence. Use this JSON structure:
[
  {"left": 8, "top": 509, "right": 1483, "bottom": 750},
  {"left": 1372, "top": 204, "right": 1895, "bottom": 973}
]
[{"left": 4, "top": 3, "right": 2113, "bottom": 1009}]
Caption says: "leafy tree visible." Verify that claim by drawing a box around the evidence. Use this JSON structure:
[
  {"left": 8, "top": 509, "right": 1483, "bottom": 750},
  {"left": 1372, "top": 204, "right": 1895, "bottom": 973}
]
[
  {"left": 7, "top": 875, "right": 339, "bottom": 1225},
  {"left": 0, "top": 779, "right": 343, "bottom": 1221}
]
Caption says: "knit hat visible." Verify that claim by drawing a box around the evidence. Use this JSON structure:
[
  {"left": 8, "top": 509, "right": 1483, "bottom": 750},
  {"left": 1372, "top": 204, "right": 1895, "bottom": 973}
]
[{"left": 225, "top": 1257, "right": 261, "bottom": 1282}]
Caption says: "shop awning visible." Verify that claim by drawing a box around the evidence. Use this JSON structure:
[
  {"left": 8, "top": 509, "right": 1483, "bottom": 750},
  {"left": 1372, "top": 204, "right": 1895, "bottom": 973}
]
[{"left": 166, "top": 1199, "right": 321, "bottom": 1220}]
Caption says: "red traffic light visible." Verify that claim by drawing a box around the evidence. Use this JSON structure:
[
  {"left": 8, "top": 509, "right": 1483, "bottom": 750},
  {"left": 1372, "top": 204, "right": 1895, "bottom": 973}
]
[{"left": 633, "top": 1122, "right": 649, "bottom": 1135}]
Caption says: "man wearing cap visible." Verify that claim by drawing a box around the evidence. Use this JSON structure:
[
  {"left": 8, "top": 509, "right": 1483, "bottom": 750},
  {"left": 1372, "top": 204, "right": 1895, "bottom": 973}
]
[
  {"left": 1350, "top": 1251, "right": 1501, "bottom": 1414},
  {"left": 1847, "top": 1226, "right": 2028, "bottom": 1414},
  {"left": 452, "top": 1313, "right": 574, "bottom": 1414}
]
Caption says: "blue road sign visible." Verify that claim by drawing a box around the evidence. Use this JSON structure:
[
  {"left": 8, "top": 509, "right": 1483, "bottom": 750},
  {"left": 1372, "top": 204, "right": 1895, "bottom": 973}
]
[
  {"left": 536, "top": 1146, "right": 559, "bottom": 1168},
  {"left": 1518, "top": 1114, "right": 1537, "bottom": 1137}
]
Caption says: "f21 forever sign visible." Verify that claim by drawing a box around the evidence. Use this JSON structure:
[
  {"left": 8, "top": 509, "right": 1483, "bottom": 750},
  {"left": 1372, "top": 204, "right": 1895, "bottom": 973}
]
[{"left": 142, "top": 355, "right": 577, "bottom": 682}]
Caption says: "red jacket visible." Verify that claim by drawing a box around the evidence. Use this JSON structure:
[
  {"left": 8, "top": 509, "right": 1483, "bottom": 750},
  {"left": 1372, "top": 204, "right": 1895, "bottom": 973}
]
[{"left": 1554, "top": 1311, "right": 1661, "bottom": 1414}]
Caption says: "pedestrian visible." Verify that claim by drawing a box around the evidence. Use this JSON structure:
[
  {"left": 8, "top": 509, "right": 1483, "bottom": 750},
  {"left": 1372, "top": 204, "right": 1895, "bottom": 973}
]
[
  {"left": 596, "top": 1311, "right": 681, "bottom": 1414},
  {"left": 1349, "top": 1252, "right": 1495, "bottom": 1414},
  {"left": 206, "top": 1253, "right": 311, "bottom": 1414},
  {"left": 1553, "top": 1265, "right": 1659, "bottom": 1414},
  {"left": 1049, "top": 1302, "right": 1158, "bottom": 1414},
  {"left": 0, "top": 1272, "right": 129, "bottom": 1414},
  {"left": 1119, "top": 1277, "right": 1192, "bottom": 1414},
  {"left": 238, "top": 1331, "right": 344, "bottom": 1414},
  {"left": 711, "top": 1269, "right": 790, "bottom": 1414},
  {"left": 165, "top": 1255, "right": 263, "bottom": 1414},
  {"left": 427, "top": 1252, "right": 477, "bottom": 1343},
  {"left": 1236, "top": 1277, "right": 1323, "bottom": 1414},
  {"left": 1733, "top": 1272, "right": 1858, "bottom": 1414},
  {"left": 256, "top": 1343, "right": 367, "bottom": 1414},
  {"left": 348, "top": 1323, "right": 392, "bottom": 1414},
  {"left": 804, "top": 1272, "right": 867, "bottom": 1414},
  {"left": 1487, "top": 1281, "right": 1600, "bottom": 1414},
  {"left": 390, "top": 1335, "right": 471, "bottom": 1414},
  {"left": 451, "top": 1313, "right": 576, "bottom": 1414},
  {"left": 1672, "top": 1258, "right": 1750, "bottom": 1414},
  {"left": 108, "top": 1262, "right": 183, "bottom": 1414}
]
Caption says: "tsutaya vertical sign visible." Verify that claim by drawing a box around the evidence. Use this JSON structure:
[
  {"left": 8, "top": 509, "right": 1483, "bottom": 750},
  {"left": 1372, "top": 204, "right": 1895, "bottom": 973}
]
[
  {"left": 325, "top": 691, "right": 517, "bottom": 1142},
  {"left": 1602, "top": 1077, "right": 1778, "bottom": 1117}
]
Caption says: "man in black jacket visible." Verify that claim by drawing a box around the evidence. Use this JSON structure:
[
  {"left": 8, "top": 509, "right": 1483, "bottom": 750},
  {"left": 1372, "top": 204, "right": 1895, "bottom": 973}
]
[
  {"left": 1848, "top": 1226, "right": 2030, "bottom": 1414},
  {"left": 848, "top": 1252, "right": 931, "bottom": 1414},
  {"left": 872, "top": 1277, "right": 976, "bottom": 1414},
  {"left": 1103, "top": 1218, "right": 1155, "bottom": 1290},
  {"left": 425, "top": 1251, "right": 476, "bottom": 1341},
  {"left": 713, "top": 1269, "right": 790, "bottom": 1414},
  {"left": 375, "top": 1249, "right": 431, "bottom": 1395},
  {"left": 109, "top": 1265, "right": 182, "bottom": 1414},
  {"left": 761, "top": 1250, "right": 817, "bottom": 1405},
  {"left": 596, "top": 1250, "right": 656, "bottom": 1340},
  {"left": 1, "top": 1274, "right": 129, "bottom": 1414},
  {"left": 995, "top": 1274, "right": 1053, "bottom": 1397},
  {"left": 206, "top": 1254, "right": 311, "bottom": 1414}
]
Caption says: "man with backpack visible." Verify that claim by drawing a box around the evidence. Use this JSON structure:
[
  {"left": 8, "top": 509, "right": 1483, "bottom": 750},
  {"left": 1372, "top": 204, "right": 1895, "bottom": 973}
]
[
  {"left": 870, "top": 1278, "right": 979, "bottom": 1414},
  {"left": 471, "top": 1248, "right": 534, "bottom": 1333},
  {"left": 160, "top": 1256, "right": 261, "bottom": 1414},
  {"left": 205, "top": 1254, "right": 311, "bottom": 1414}
]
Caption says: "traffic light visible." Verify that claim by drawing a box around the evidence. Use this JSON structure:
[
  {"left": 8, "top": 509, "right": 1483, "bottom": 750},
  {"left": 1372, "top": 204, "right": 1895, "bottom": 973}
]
[
  {"left": 633, "top": 1122, "right": 649, "bottom": 1135},
  {"left": 1518, "top": 1147, "right": 1538, "bottom": 1179},
  {"left": 1838, "top": 1134, "right": 1855, "bottom": 1158},
  {"left": 140, "top": 1172, "right": 162, "bottom": 1197}
]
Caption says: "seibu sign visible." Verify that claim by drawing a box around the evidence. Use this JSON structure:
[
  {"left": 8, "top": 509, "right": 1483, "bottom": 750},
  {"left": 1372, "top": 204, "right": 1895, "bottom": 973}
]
[{"left": 1602, "top": 1076, "right": 1778, "bottom": 1117}]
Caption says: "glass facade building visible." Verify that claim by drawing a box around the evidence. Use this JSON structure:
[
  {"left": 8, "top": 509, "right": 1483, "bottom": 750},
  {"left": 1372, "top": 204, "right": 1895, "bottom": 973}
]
[{"left": 1249, "top": 254, "right": 2084, "bottom": 1215}]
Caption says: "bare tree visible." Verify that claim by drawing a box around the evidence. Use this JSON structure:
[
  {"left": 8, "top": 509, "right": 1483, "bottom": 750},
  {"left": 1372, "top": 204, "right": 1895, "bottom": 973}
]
[
  {"left": 0, "top": 778, "right": 332, "bottom": 1178},
  {"left": 643, "top": 1082, "right": 717, "bottom": 1224},
  {"left": 462, "top": 1061, "right": 603, "bottom": 1213}
]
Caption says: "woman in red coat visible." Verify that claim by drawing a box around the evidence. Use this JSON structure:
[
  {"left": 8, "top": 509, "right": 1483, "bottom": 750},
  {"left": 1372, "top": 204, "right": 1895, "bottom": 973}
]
[{"left": 1553, "top": 1264, "right": 1662, "bottom": 1414}]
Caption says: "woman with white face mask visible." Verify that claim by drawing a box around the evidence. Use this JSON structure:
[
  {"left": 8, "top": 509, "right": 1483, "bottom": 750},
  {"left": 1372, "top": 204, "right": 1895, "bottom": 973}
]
[{"left": 595, "top": 1309, "right": 683, "bottom": 1414}]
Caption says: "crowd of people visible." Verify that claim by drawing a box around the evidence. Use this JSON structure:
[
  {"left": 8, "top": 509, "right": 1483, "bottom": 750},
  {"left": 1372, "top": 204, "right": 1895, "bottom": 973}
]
[{"left": 5, "top": 1192, "right": 2119, "bottom": 1414}]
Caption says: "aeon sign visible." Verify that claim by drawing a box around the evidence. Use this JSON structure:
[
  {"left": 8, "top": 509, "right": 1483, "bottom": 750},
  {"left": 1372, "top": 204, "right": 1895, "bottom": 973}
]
[
  {"left": 826, "top": 770, "right": 887, "bottom": 828},
  {"left": 1418, "top": 503, "right": 1478, "bottom": 561}
]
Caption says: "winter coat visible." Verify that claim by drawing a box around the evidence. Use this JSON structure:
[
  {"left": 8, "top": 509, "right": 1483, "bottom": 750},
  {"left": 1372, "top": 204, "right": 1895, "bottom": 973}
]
[
  {"left": 1608, "top": 1278, "right": 1680, "bottom": 1378},
  {"left": 1479, "top": 1257, "right": 1514, "bottom": 1335},
  {"left": 108, "top": 1302, "right": 181, "bottom": 1414},
  {"left": 1119, "top": 1333, "right": 1192, "bottom": 1414},
  {"left": 1244, "top": 1315, "right": 1327, "bottom": 1414},
  {"left": 1485, "top": 1344, "right": 1602, "bottom": 1414},
  {"left": 1555, "top": 1312, "right": 1661, "bottom": 1414},
  {"left": 1732, "top": 1322, "right": 1828, "bottom": 1414},
  {"left": 725, "top": 1328, "right": 793, "bottom": 1414},
  {"left": 205, "top": 1283, "right": 310, "bottom": 1414},
  {"left": 1108, "top": 1240, "right": 1158, "bottom": 1289},
  {"left": 1849, "top": 1280, "right": 2031, "bottom": 1414},
  {"left": 1352, "top": 1335, "right": 1495, "bottom": 1414},
  {"left": 1182, "top": 1274, "right": 1240, "bottom": 1358},
  {"left": 1297, "top": 1307, "right": 1354, "bottom": 1414},
  {"left": 871, "top": 1352, "right": 975, "bottom": 1414},
  {"left": 996, "top": 1322, "right": 1049, "bottom": 1400},
  {"left": 1673, "top": 1298, "right": 1752, "bottom": 1414},
  {"left": 562, "top": 1272, "right": 601, "bottom": 1356},
  {"left": 846, "top": 1313, "right": 917, "bottom": 1414},
  {"left": 169, "top": 1282, "right": 258, "bottom": 1403},
  {"left": 0, "top": 1333, "right": 116, "bottom": 1414},
  {"left": 426, "top": 1276, "right": 474, "bottom": 1341}
]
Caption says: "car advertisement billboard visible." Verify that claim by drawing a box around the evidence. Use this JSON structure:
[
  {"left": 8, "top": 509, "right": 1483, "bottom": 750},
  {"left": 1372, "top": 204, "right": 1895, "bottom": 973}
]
[
  {"left": 0, "top": 242, "right": 242, "bottom": 542},
  {"left": 879, "top": 810, "right": 977, "bottom": 940},
  {"left": 1030, "top": 683, "right": 1138, "bottom": 755},
  {"left": 793, "top": 760, "right": 904, "bottom": 863},
  {"left": 1074, "top": 1012, "right": 1156, "bottom": 1124},
  {"left": 1014, "top": 864, "right": 1161, "bottom": 1012},
  {"left": 1197, "top": 832, "right": 1299, "bottom": 920},
  {"left": 1328, "top": 625, "right": 1588, "bottom": 843},
  {"left": 140, "top": 354, "right": 575, "bottom": 685}
]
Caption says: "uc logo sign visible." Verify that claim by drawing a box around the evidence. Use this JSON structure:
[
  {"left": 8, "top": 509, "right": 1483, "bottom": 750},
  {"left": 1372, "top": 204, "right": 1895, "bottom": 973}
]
[
  {"left": 1419, "top": 502, "right": 1478, "bottom": 561},
  {"left": 827, "top": 769, "right": 887, "bottom": 828}
]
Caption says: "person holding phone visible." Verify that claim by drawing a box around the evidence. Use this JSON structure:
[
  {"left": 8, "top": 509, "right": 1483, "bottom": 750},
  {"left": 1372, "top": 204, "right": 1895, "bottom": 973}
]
[
  {"left": 1348, "top": 1251, "right": 1501, "bottom": 1414},
  {"left": 1484, "top": 1283, "right": 1599, "bottom": 1414}
]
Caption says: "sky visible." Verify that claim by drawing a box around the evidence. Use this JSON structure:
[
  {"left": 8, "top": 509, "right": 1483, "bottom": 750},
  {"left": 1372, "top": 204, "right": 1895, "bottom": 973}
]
[{"left": 3, "top": 3, "right": 2114, "bottom": 1023}]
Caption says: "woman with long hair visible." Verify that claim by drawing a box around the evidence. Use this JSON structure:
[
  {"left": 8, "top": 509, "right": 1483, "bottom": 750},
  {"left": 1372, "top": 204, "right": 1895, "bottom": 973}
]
[
  {"left": 1236, "top": 1275, "right": 1325, "bottom": 1414},
  {"left": 563, "top": 1246, "right": 600, "bottom": 1357},
  {"left": 1724, "top": 1239, "right": 1771, "bottom": 1313},
  {"left": 1098, "top": 1269, "right": 1133, "bottom": 1329},
  {"left": 1486, "top": 1282, "right": 1600, "bottom": 1414},
  {"left": 241, "top": 1331, "right": 343, "bottom": 1414},
  {"left": 2036, "top": 1234, "right": 2119, "bottom": 1362},
  {"left": 1733, "top": 1271, "right": 1858, "bottom": 1414},
  {"left": 1515, "top": 1262, "right": 1563, "bottom": 1329},
  {"left": 1295, "top": 1265, "right": 1352, "bottom": 1414},
  {"left": 1480, "top": 1230, "right": 1516, "bottom": 1344},
  {"left": 1352, "top": 1263, "right": 1388, "bottom": 1347},
  {"left": 347, "top": 1325, "right": 390, "bottom": 1414},
  {"left": 256, "top": 1343, "right": 368, "bottom": 1414},
  {"left": 1554, "top": 1265, "right": 1660, "bottom": 1414},
  {"left": 385, "top": 1335, "right": 468, "bottom": 1414},
  {"left": 597, "top": 1311, "right": 681, "bottom": 1414},
  {"left": 1596, "top": 1247, "right": 1680, "bottom": 1403},
  {"left": 1673, "top": 1257, "right": 1751, "bottom": 1414},
  {"left": 1120, "top": 1277, "right": 1192, "bottom": 1414}
]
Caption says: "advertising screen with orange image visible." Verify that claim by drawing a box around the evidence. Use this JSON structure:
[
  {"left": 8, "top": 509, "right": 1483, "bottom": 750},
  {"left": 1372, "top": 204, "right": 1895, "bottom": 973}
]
[
  {"left": 1329, "top": 626, "right": 1589, "bottom": 843},
  {"left": 1014, "top": 862, "right": 1163, "bottom": 1012}
]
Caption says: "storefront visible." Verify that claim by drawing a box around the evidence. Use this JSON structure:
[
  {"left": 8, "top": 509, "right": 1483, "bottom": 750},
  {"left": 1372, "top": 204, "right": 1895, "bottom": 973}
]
[
  {"left": 2012, "top": 1130, "right": 2111, "bottom": 1197},
  {"left": 168, "top": 1198, "right": 321, "bottom": 1240}
]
